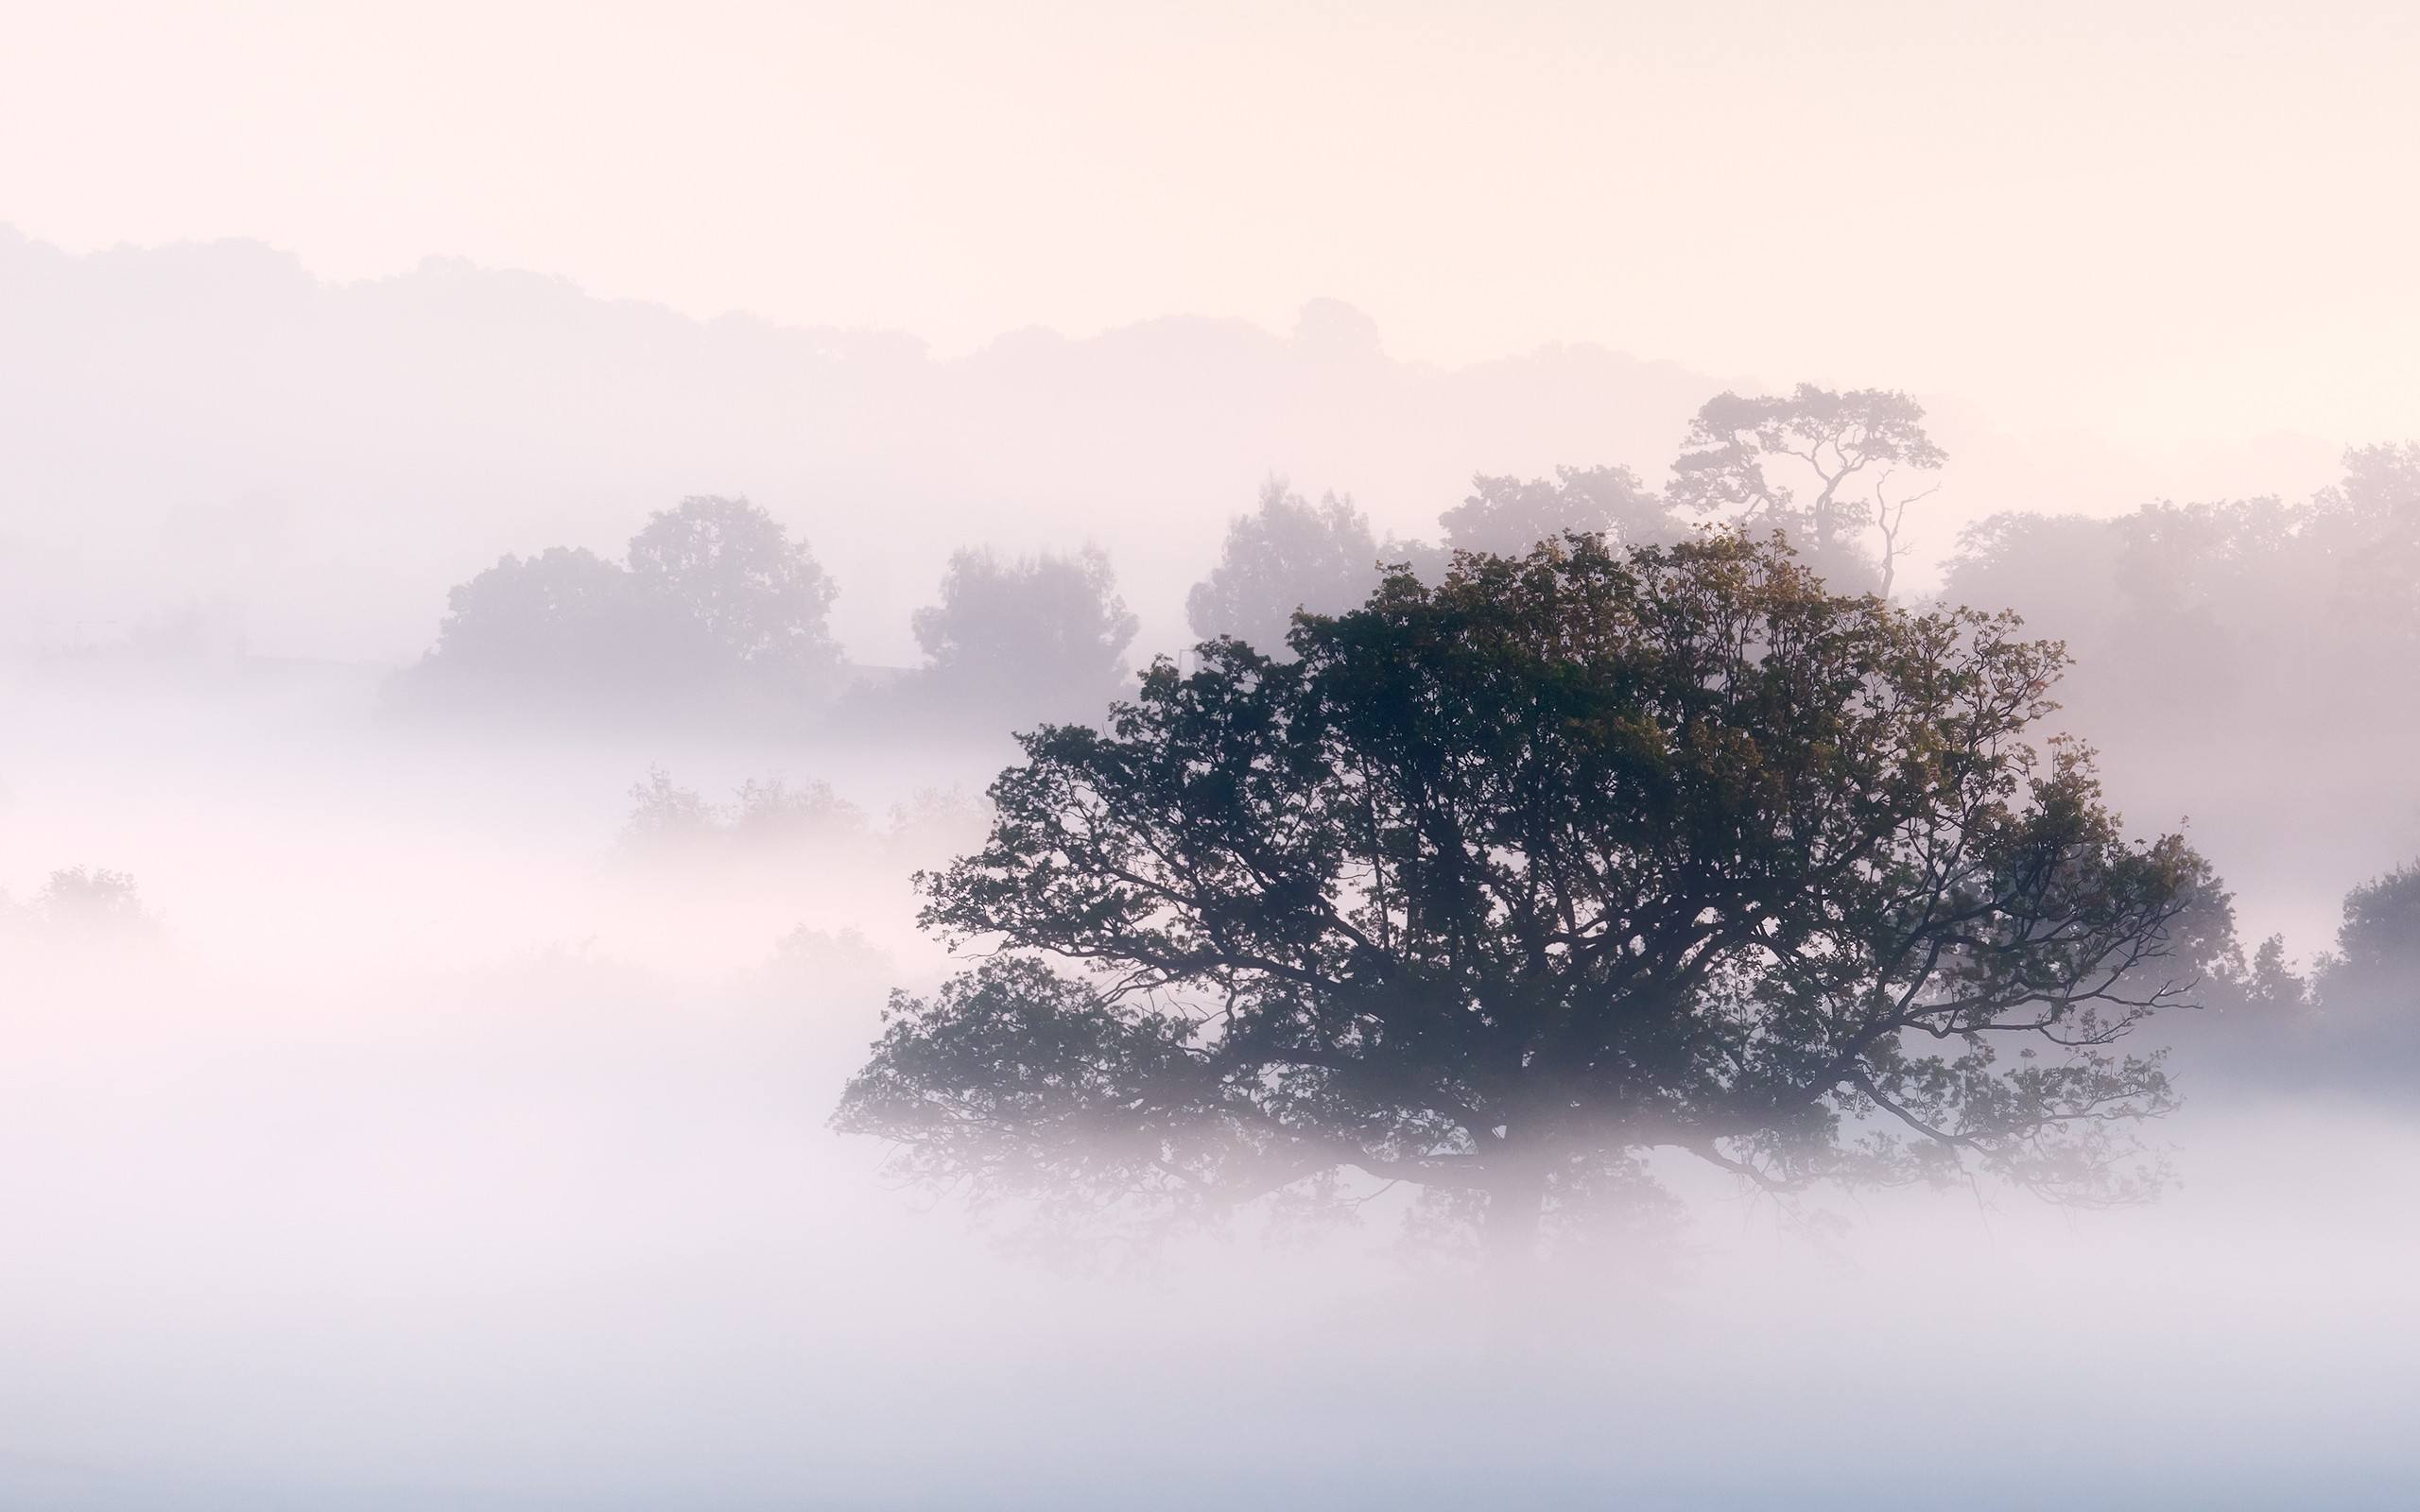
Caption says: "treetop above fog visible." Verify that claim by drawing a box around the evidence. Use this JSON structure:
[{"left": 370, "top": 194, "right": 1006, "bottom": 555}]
[
  {"left": 839, "top": 532, "right": 2221, "bottom": 1248},
  {"left": 1184, "top": 477, "right": 1381, "bottom": 653},
  {"left": 1671, "top": 385, "right": 1945, "bottom": 595},
  {"left": 907, "top": 544, "right": 1141, "bottom": 723},
  {"left": 412, "top": 494, "right": 840, "bottom": 707},
  {"left": 627, "top": 494, "right": 842, "bottom": 677},
  {"left": 1438, "top": 463, "right": 1674, "bottom": 558}
]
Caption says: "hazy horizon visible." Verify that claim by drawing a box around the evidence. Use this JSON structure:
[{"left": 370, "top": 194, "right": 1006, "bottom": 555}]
[
  {"left": 9, "top": 2, "right": 2420, "bottom": 450},
  {"left": 8, "top": 6, "right": 2418, "bottom": 1507},
  {"left": 0, "top": 220, "right": 2354, "bottom": 675}
]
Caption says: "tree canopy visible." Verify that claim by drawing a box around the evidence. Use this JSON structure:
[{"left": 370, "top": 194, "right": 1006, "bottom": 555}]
[
  {"left": 1185, "top": 477, "right": 1381, "bottom": 654},
  {"left": 407, "top": 496, "right": 840, "bottom": 716},
  {"left": 2315, "top": 861, "right": 2420, "bottom": 1019},
  {"left": 1670, "top": 385, "right": 1945, "bottom": 595},
  {"left": 838, "top": 534, "right": 2219, "bottom": 1253},
  {"left": 908, "top": 545, "right": 1140, "bottom": 724},
  {"left": 1941, "top": 447, "right": 2420, "bottom": 745},
  {"left": 626, "top": 494, "right": 842, "bottom": 679},
  {"left": 423, "top": 544, "right": 713, "bottom": 695},
  {"left": 1438, "top": 463, "right": 1675, "bottom": 558}
]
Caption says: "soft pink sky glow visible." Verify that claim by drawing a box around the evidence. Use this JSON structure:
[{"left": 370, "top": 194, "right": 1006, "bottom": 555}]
[{"left": 6, "top": 1, "right": 2415, "bottom": 450}]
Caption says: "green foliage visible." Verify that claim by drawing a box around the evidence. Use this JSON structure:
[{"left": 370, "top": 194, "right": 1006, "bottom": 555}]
[
  {"left": 838, "top": 534, "right": 2218, "bottom": 1248},
  {"left": 838, "top": 958, "right": 1251, "bottom": 1227}
]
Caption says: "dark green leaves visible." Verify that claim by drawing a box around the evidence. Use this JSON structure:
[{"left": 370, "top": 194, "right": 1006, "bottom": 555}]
[{"left": 846, "top": 534, "right": 2216, "bottom": 1241}]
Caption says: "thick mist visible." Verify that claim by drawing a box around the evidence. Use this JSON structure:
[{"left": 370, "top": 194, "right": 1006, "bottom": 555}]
[
  {"left": 9, "top": 577, "right": 2420, "bottom": 1507},
  {"left": 0, "top": 228, "right": 2341, "bottom": 669},
  {"left": 3, "top": 716, "right": 2412, "bottom": 1510},
  {"left": 8, "top": 78, "right": 2420, "bottom": 1505}
]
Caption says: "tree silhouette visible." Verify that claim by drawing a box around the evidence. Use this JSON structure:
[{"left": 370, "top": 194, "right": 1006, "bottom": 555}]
[
  {"left": 2315, "top": 862, "right": 2420, "bottom": 1018},
  {"left": 2314, "top": 443, "right": 2420, "bottom": 637},
  {"left": 27, "top": 867, "right": 159, "bottom": 941},
  {"left": 626, "top": 494, "right": 841, "bottom": 681},
  {"left": 1438, "top": 463, "right": 1674, "bottom": 558},
  {"left": 838, "top": 534, "right": 2217, "bottom": 1256},
  {"left": 1670, "top": 386, "right": 1945, "bottom": 595},
  {"left": 908, "top": 546, "right": 1140, "bottom": 724},
  {"left": 406, "top": 497, "right": 841, "bottom": 716},
  {"left": 1941, "top": 448, "right": 2420, "bottom": 761},
  {"left": 1185, "top": 477, "right": 1381, "bottom": 654},
  {"left": 418, "top": 545, "right": 711, "bottom": 698}
]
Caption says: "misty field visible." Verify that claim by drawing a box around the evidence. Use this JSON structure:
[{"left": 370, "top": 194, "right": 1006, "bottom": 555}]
[
  {"left": 6, "top": 646, "right": 2417, "bottom": 1508},
  {"left": 10, "top": 5, "right": 2420, "bottom": 1504}
]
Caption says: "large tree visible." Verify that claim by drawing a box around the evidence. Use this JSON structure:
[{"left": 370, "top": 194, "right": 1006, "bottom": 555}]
[
  {"left": 838, "top": 535, "right": 2218, "bottom": 1255},
  {"left": 1670, "top": 385, "right": 1945, "bottom": 596}
]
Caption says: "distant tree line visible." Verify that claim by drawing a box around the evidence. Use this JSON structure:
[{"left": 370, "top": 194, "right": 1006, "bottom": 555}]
[
  {"left": 394, "top": 385, "right": 1945, "bottom": 735},
  {"left": 394, "top": 494, "right": 844, "bottom": 717},
  {"left": 394, "top": 493, "right": 1146, "bottom": 733},
  {"left": 811, "top": 407, "right": 2420, "bottom": 1253},
  {"left": 1944, "top": 443, "right": 2420, "bottom": 738}
]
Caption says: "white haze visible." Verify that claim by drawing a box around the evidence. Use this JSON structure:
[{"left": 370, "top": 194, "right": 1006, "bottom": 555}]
[
  {"left": 0, "top": 229, "right": 2343, "bottom": 669},
  {"left": 4, "top": 670, "right": 2417, "bottom": 1509},
  {"left": 6, "top": 10, "right": 2418, "bottom": 1489}
]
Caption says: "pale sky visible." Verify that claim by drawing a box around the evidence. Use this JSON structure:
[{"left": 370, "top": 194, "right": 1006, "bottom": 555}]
[{"left": 6, "top": 0, "right": 2416, "bottom": 453}]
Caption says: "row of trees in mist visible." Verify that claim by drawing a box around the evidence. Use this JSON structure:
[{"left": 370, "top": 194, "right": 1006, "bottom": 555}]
[
  {"left": 617, "top": 766, "right": 990, "bottom": 872},
  {"left": 1192, "top": 384, "right": 1945, "bottom": 628},
  {"left": 26, "top": 370, "right": 2419, "bottom": 1259},
  {"left": 1945, "top": 442, "right": 2420, "bottom": 738},
  {"left": 802, "top": 403, "right": 2420, "bottom": 1254},
  {"left": 390, "top": 385, "right": 1946, "bottom": 732},
  {"left": 394, "top": 492, "right": 1140, "bottom": 729},
  {"left": 1941, "top": 441, "right": 2420, "bottom": 1099},
  {"left": 827, "top": 511, "right": 2420, "bottom": 1257},
  {"left": 838, "top": 531, "right": 2215, "bottom": 1253}
]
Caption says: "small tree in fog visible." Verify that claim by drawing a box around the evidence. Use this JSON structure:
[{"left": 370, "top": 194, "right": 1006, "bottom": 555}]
[
  {"left": 620, "top": 766, "right": 867, "bottom": 852},
  {"left": 1438, "top": 463, "right": 1674, "bottom": 558},
  {"left": 2314, "top": 862, "right": 2420, "bottom": 1018},
  {"left": 622, "top": 765, "right": 720, "bottom": 846},
  {"left": 836, "top": 534, "right": 2218, "bottom": 1256},
  {"left": 626, "top": 495, "right": 842, "bottom": 681},
  {"left": 1185, "top": 478, "right": 1381, "bottom": 654},
  {"left": 909, "top": 546, "right": 1140, "bottom": 723},
  {"left": 1671, "top": 385, "right": 1945, "bottom": 595},
  {"left": 32, "top": 867, "right": 158, "bottom": 940},
  {"left": 726, "top": 774, "right": 866, "bottom": 846},
  {"left": 2311, "top": 443, "right": 2420, "bottom": 637}
]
